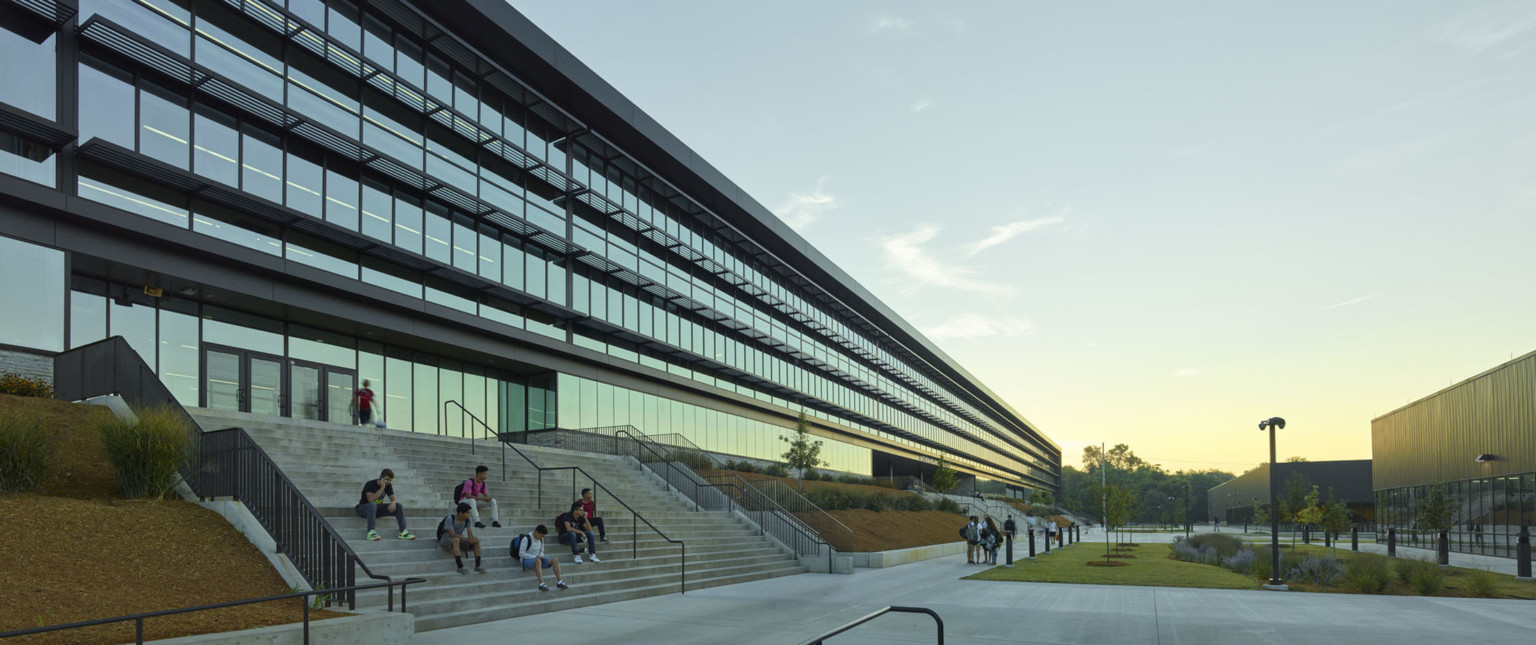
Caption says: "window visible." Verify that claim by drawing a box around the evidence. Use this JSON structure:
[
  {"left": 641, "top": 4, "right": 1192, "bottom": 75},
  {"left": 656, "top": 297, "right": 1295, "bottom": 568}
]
[
  {"left": 360, "top": 178, "right": 392, "bottom": 242},
  {"left": 240, "top": 124, "right": 283, "bottom": 203},
  {"left": 393, "top": 193, "right": 423, "bottom": 254},
  {"left": 0, "top": 236, "right": 65, "bottom": 351},
  {"left": 424, "top": 201, "right": 451, "bottom": 263},
  {"left": 0, "top": 29, "right": 56, "bottom": 119},
  {"left": 79, "top": 162, "right": 188, "bottom": 227},
  {"left": 285, "top": 145, "right": 324, "bottom": 217},
  {"left": 192, "top": 105, "right": 239, "bottom": 186},
  {"left": 192, "top": 201, "right": 281, "bottom": 255},
  {"left": 139, "top": 83, "right": 190, "bottom": 169},
  {"left": 324, "top": 165, "right": 359, "bottom": 230},
  {"left": 69, "top": 288, "right": 107, "bottom": 349}
]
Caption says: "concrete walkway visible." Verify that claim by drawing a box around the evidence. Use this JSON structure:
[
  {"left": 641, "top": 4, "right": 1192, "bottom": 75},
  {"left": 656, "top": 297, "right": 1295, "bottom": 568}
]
[{"left": 433, "top": 533, "right": 1536, "bottom": 644}]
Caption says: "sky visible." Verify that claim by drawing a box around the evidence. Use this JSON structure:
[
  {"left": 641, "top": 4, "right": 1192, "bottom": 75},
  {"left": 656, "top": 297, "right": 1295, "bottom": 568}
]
[{"left": 512, "top": 1, "right": 1536, "bottom": 474}]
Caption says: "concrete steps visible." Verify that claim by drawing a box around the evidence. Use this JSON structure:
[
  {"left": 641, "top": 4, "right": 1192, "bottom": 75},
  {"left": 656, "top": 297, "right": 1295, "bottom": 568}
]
[{"left": 189, "top": 408, "right": 808, "bottom": 631}]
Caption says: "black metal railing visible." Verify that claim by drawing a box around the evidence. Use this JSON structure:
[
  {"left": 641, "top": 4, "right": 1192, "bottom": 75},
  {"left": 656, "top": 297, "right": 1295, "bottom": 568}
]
[
  {"left": 801, "top": 606, "right": 944, "bottom": 645},
  {"left": 0, "top": 578, "right": 423, "bottom": 644},
  {"left": 51, "top": 337, "right": 398, "bottom": 609},
  {"left": 443, "top": 401, "right": 688, "bottom": 593}
]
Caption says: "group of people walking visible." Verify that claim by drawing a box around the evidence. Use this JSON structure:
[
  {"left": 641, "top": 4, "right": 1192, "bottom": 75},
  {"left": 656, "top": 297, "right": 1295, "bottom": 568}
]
[
  {"left": 352, "top": 465, "right": 614, "bottom": 591},
  {"left": 964, "top": 514, "right": 1064, "bottom": 565}
]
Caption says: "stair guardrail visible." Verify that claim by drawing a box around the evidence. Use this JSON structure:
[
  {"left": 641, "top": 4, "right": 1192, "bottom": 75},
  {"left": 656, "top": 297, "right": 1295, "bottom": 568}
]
[
  {"left": 443, "top": 401, "right": 688, "bottom": 594},
  {"left": 51, "top": 337, "right": 408, "bottom": 610},
  {"left": 801, "top": 606, "right": 944, "bottom": 645},
  {"left": 0, "top": 578, "right": 424, "bottom": 644}
]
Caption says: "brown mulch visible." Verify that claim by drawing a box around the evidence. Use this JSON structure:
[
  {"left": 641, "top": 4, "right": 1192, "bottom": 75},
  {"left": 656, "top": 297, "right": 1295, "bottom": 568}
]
[
  {"left": 810, "top": 509, "right": 969, "bottom": 552},
  {"left": 0, "top": 394, "right": 345, "bottom": 644}
]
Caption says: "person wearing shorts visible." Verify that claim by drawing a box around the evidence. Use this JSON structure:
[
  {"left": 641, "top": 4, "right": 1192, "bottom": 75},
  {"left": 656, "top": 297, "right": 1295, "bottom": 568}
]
[{"left": 513, "top": 525, "right": 569, "bottom": 591}]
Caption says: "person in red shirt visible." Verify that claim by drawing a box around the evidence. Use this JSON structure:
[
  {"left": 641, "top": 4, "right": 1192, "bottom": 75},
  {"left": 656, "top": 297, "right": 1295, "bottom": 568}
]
[
  {"left": 352, "top": 379, "right": 379, "bottom": 426},
  {"left": 580, "top": 488, "right": 608, "bottom": 543}
]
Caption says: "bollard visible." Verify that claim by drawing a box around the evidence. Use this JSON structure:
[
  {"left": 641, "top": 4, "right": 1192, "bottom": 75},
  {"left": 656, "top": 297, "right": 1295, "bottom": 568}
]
[
  {"left": 1437, "top": 531, "right": 1450, "bottom": 565},
  {"left": 1058, "top": 530, "right": 1064, "bottom": 548},
  {"left": 1324, "top": 530, "right": 1331, "bottom": 548},
  {"left": 1027, "top": 528, "right": 1036, "bottom": 559},
  {"left": 1043, "top": 528, "right": 1051, "bottom": 554},
  {"left": 1005, "top": 534, "right": 1015, "bottom": 567},
  {"left": 1387, "top": 528, "right": 1396, "bottom": 558},
  {"left": 1351, "top": 527, "right": 1359, "bottom": 552},
  {"left": 1517, "top": 525, "right": 1531, "bottom": 579},
  {"left": 1302, "top": 525, "right": 1310, "bottom": 545}
]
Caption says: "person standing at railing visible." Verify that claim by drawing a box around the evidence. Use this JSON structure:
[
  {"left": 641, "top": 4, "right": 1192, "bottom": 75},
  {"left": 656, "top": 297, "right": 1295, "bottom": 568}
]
[
  {"left": 580, "top": 488, "right": 609, "bottom": 544},
  {"left": 458, "top": 465, "right": 500, "bottom": 528},
  {"left": 357, "top": 469, "right": 415, "bottom": 541}
]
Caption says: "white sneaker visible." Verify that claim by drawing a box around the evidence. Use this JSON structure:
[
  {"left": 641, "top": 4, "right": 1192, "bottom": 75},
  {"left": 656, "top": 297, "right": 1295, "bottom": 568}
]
[
  {"left": 587, "top": 554, "right": 601, "bottom": 563},
  {"left": 573, "top": 554, "right": 583, "bottom": 564}
]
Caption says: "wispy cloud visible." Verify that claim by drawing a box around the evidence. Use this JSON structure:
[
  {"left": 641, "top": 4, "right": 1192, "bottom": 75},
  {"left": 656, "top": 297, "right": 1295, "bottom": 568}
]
[
  {"left": 922, "top": 314, "right": 1033, "bottom": 341},
  {"left": 772, "top": 179, "right": 836, "bottom": 231},
  {"left": 910, "top": 96, "right": 936, "bottom": 113},
  {"left": 871, "top": 14, "right": 911, "bottom": 33},
  {"left": 964, "top": 213, "right": 1066, "bottom": 256},
  {"left": 1438, "top": 11, "right": 1536, "bottom": 55},
  {"left": 1322, "top": 291, "right": 1389, "bottom": 311},
  {"left": 880, "top": 225, "right": 1018, "bottom": 296},
  {"left": 1174, "top": 368, "right": 1202, "bottom": 377}
]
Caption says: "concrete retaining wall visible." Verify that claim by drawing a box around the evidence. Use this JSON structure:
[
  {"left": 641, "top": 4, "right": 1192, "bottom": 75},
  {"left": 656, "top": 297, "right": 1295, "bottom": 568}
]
[
  {"left": 144, "top": 612, "right": 412, "bottom": 644},
  {"left": 846, "top": 541, "right": 968, "bottom": 569}
]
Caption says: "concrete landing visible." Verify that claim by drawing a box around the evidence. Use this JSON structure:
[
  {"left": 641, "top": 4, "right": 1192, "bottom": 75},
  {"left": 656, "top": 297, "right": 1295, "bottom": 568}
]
[{"left": 434, "top": 541, "right": 1536, "bottom": 644}]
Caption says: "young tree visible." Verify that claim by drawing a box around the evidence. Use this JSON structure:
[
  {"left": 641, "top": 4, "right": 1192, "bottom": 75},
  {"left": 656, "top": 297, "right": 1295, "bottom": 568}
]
[
  {"left": 1252, "top": 501, "right": 1270, "bottom": 531},
  {"left": 1293, "top": 485, "right": 1325, "bottom": 551},
  {"left": 779, "top": 413, "right": 824, "bottom": 492},
  {"left": 930, "top": 456, "right": 960, "bottom": 493},
  {"left": 1032, "top": 489, "right": 1056, "bottom": 509},
  {"left": 1280, "top": 472, "right": 1313, "bottom": 541},
  {"left": 1416, "top": 483, "right": 1457, "bottom": 533},
  {"left": 1320, "top": 494, "right": 1352, "bottom": 557}
]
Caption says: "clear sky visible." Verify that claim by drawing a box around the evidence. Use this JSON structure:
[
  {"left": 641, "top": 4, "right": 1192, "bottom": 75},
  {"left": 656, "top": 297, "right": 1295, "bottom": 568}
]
[{"left": 513, "top": 1, "right": 1536, "bottom": 474}]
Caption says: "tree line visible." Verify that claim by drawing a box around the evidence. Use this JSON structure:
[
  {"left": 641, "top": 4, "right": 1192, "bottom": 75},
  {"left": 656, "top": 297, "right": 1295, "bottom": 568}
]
[{"left": 1059, "top": 444, "right": 1235, "bottom": 527}]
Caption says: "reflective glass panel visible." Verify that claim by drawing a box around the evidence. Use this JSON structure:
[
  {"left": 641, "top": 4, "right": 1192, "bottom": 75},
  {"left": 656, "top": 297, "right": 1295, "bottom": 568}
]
[{"left": 0, "top": 237, "right": 65, "bottom": 351}]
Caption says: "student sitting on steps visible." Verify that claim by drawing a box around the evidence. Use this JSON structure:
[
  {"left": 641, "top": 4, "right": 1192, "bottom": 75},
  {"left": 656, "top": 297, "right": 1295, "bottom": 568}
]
[
  {"left": 437, "top": 502, "right": 485, "bottom": 574},
  {"left": 511, "top": 525, "right": 569, "bottom": 591},
  {"left": 356, "top": 469, "right": 415, "bottom": 541},
  {"left": 555, "top": 502, "right": 601, "bottom": 563}
]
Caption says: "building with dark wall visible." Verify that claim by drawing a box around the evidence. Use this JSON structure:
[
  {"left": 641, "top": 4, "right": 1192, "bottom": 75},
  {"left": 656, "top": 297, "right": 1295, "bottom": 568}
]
[
  {"left": 0, "top": 0, "right": 1059, "bottom": 494},
  {"left": 1372, "top": 350, "right": 1536, "bottom": 557},
  {"left": 1208, "top": 460, "right": 1374, "bottom": 526}
]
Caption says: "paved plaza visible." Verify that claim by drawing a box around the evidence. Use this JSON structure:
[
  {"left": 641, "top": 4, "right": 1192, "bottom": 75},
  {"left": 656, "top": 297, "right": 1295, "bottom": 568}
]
[{"left": 435, "top": 528, "right": 1536, "bottom": 644}]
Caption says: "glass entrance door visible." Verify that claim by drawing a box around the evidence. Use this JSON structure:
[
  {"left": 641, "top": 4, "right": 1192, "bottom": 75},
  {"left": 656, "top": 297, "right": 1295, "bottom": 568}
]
[
  {"left": 326, "top": 370, "right": 356, "bottom": 424},
  {"left": 288, "top": 361, "right": 356, "bottom": 423},
  {"left": 290, "top": 364, "right": 323, "bottom": 420},
  {"left": 202, "top": 345, "right": 286, "bottom": 416}
]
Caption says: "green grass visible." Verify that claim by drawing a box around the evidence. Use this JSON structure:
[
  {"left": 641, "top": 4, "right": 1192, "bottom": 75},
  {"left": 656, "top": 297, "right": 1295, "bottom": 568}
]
[{"left": 964, "top": 543, "right": 1257, "bottom": 590}]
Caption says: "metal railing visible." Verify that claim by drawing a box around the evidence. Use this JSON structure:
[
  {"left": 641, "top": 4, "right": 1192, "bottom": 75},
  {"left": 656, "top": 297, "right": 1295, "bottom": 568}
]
[
  {"left": 728, "top": 473, "right": 856, "bottom": 548},
  {"left": 0, "top": 578, "right": 422, "bottom": 644},
  {"left": 800, "top": 606, "right": 944, "bottom": 645},
  {"left": 443, "top": 401, "right": 687, "bottom": 593},
  {"left": 52, "top": 337, "right": 399, "bottom": 609}
]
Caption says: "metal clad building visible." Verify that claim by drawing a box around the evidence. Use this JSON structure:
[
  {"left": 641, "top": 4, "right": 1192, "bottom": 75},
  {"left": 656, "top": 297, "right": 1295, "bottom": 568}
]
[
  {"left": 1372, "top": 350, "right": 1536, "bottom": 558},
  {"left": 1208, "top": 460, "right": 1374, "bottom": 525}
]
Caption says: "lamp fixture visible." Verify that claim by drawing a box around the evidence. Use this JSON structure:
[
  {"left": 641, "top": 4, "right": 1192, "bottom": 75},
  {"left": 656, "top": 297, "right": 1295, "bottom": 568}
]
[{"left": 1474, "top": 454, "right": 1495, "bottom": 463}]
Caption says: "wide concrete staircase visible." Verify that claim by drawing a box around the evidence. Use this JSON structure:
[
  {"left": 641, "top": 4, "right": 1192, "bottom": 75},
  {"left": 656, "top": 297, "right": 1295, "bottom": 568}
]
[{"left": 190, "top": 409, "right": 807, "bottom": 631}]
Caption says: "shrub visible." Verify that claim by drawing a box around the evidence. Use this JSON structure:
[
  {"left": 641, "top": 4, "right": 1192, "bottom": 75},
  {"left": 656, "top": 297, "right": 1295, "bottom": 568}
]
[
  {"left": 935, "top": 497, "right": 963, "bottom": 515},
  {"left": 1407, "top": 560, "right": 1446, "bottom": 596},
  {"left": 1254, "top": 553, "right": 1272, "bottom": 581},
  {"left": 1170, "top": 538, "right": 1221, "bottom": 566},
  {"left": 836, "top": 474, "right": 861, "bottom": 485},
  {"left": 1185, "top": 533, "right": 1245, "bottom": 557},
  {"left": 1220, "top": 549, "right": 1256, "bottom": 575},
  {"left": 1343, "top": 554, "right": 1391, "bottom": 594},
  {"left": 893, "top": 494, "right": 930, "bottom": 512},
  {"left": 1288, "top": 556, "right": 1344, "bottom": 586},
  {"left": 98, "top": 407, "right": 191, "bottom": 499},
  {"left": 0, "top": 413, "right": 50, "bottom": 493},
  {"left": 1395, "top": 554, "right": 1434, "bottom": 584},
  {"left": 762, "top": 463, "right": 789, "bottom": 478},
  {"left": 0, "top": 373, "right": 54, "bottom": 398},
  {"left": 1465, "top": 568, "right": 1499, "bottom": 598}
]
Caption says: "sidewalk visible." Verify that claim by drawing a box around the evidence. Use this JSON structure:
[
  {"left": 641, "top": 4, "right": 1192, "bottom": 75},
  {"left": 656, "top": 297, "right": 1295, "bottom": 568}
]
[{"left": 433, "top": 537, "right": 1536, "bottom": 644}]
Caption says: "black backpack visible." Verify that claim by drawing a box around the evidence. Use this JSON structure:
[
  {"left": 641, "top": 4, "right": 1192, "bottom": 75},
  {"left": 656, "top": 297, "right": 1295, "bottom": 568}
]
[
  {"left": 436, "top": 517, "right": 447, "bottom": 541},
  {"left": 452, "top": 479, "right": 470, "bottom": 504},
  {"left": 510, "top": 533, "right": 531, "bottom": 559}
]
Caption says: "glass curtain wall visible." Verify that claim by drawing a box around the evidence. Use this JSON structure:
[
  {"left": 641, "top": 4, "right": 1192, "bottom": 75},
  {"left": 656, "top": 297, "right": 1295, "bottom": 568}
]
[{"left": 1376, "top": 474, "right": 1536, "bottom": 558}]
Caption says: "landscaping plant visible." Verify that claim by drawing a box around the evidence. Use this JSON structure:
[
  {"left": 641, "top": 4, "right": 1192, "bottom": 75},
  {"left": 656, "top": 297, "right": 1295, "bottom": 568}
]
[
  {"left": 0, "top": 413, "right": 50, "bottom": 493},
  {"left": 1287, "top": 556, "right": 1344, "bottom": 586},
  {"left": 1341, "top": 554, "right": 1391, "bottom": 593},
  {"left": 0, "top": 373, "right": 54, "bottom": 398},
  {"left": 1465, "top": 568, "right": 1499, "bottom": 598},
  {"left": 780, "top": 413, "right": 825, "bottom": 491},
  {"left": 98, "top": 406, "right": 192, "bottom": 499}
]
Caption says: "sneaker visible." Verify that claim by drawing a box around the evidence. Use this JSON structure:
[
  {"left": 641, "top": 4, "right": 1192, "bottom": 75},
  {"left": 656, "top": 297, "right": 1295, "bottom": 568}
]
[
  {"left": 573, "top": 554, "right": 583, "bottom": 564},
  {"left": 366, "top": 529, "right": 381, "bottom": 541},
  {"left": 600, "top": 537, "right": 609, "bottom": 543},
  {"left": 456, "top": 567, "right": 467, "bottom": 575},
  {"left": 474, "top": 565, "right": 487, "bottom": 573},
  {"left": 491, "top": 521, "right": 502, "bottom": 528},
  {"left": 538, "top": 583, "right": 549, "bottom": 592},
  {"left": 556, "top": 581, "right": 569, "bottom": 590},
  {"left": 398, "top": 530, "right": 416, "bottom": 540},
  {"left": 587, "top": 554, "right": 601, "bottom": 563},
  {"left": 474, "top": 522, "right": 486, "bottom": 529}
]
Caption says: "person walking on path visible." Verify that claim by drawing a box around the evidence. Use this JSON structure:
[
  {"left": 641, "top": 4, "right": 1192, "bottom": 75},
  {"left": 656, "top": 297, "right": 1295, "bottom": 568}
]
[
  {"left": 458, "top": 465, "right": 500, "bottom": 528},
  {"left": 356, "top": 468, "right": 415, "bottom": 541},
  {"left": 351, "top": 379, "right": 380, "bottom": 427},
  {"left": 438, "top": 502, "right": 485, "bottom": 574}
]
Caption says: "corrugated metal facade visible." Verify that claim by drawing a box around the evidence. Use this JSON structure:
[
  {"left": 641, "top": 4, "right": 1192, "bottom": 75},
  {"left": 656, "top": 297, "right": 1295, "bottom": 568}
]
[
  {"left": 1372, "top": 350, "right": 1536, "bottom": 491},
  {"left": 1207, "top": 460, "right": 1374, "bottom": 522}
]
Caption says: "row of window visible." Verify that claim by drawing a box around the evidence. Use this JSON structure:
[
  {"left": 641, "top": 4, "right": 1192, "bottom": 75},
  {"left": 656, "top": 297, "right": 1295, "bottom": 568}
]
[{"left": 1376, "top": 475, "right": 1536, "bottom": 558}]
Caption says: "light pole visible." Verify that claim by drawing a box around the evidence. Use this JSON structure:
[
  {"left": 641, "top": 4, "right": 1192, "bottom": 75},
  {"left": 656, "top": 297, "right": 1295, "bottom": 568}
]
[{"left": 1259, "top": 416, "right": 1287, "bottom": 591}]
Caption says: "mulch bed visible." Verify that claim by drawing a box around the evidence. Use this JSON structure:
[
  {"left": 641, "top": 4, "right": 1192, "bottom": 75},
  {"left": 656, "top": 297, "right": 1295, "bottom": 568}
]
[
  {"left": 808, "top": 509, "right": 969, "bottom": 551},
  {"left": 0, "top": 394, "right": 346, "bottom": 644}
]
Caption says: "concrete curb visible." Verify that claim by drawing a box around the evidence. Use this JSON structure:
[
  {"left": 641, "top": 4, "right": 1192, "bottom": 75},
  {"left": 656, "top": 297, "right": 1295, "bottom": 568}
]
[
  {"left": 143, "top": 611, "right": 412, "bottom": 644},
  {"left": 844, "top": 541, "right": 968, "bottom": 569}
]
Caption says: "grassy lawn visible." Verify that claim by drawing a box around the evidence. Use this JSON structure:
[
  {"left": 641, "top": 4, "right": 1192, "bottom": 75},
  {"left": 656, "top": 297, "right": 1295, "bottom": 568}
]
[
  {"left": 1238, "top": 543, "right": 1536, "bottom": 600},
  {"left": 964, "top": 542, "right": 1257, "bottom": 590}
]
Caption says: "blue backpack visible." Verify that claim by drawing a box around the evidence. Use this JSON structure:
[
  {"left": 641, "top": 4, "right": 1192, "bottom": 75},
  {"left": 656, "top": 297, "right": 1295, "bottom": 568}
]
[{"left": 510, "top": 534, "right": 531, "bottom": 560}]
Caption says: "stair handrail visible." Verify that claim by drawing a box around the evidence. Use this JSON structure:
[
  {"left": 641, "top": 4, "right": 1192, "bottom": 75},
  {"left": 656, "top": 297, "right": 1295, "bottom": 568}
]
[
  {"left": 443, "top": 401, "right": 688, "bottom": 594},
  {"left": 730, "top": 473, "right": 856, "bottom": 537},
  {"left": 613, "top": 429, "right": 832, "bottom": 564},
  {"left": 801, "top": 606, "right": 945, "bottom": 645},
  {"left": 51, "top": 336, "right": 397, "bottom": 609}
]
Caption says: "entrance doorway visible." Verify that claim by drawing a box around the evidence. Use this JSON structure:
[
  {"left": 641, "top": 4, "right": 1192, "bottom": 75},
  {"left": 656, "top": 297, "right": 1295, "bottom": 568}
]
[{"left": 202, "top": 345, "right": 355, "bottom": 422}]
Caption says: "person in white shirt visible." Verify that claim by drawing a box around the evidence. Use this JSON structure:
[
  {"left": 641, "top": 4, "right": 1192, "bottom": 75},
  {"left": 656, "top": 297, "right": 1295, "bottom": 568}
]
[
  {"left": 965, "top": 515, "right": 981, "bottom": 564},
  {"left": 512, "top": 524, "right": 569, "bottom": 591}
]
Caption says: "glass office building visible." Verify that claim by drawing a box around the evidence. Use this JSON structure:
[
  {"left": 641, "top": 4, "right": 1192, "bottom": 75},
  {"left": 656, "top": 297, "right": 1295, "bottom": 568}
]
[{"left": 0, "top": 0, "right": 1060, "bottom": 493}]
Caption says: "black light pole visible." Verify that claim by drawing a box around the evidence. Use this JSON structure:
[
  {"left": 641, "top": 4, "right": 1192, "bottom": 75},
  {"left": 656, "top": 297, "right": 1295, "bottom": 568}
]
[{"left": 1259, "top": 417, "right": 1288, "bottom": 590}]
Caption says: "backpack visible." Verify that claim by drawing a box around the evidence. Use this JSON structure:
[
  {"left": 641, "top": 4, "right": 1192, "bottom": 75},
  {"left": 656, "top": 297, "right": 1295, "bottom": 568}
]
[
  {"left": 436, "top": 517, "right": 447, "bottom": 541},
  {"left": 510, "top": 533, "right": 531, "bottom": 560},
  {"left": 453, "top": 479, "right": 471, "bottom": 504}
]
